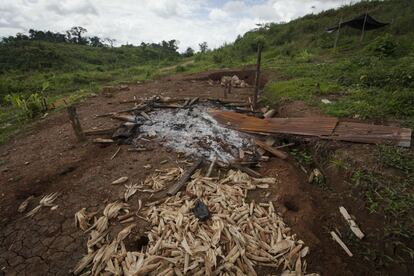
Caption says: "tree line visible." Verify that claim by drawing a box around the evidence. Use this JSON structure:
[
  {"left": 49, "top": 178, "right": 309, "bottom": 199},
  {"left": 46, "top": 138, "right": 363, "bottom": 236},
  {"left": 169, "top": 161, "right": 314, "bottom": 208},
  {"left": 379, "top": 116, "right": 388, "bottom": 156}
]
[{"left": 1, "top": 26, "right": 211, "bottom": 57}]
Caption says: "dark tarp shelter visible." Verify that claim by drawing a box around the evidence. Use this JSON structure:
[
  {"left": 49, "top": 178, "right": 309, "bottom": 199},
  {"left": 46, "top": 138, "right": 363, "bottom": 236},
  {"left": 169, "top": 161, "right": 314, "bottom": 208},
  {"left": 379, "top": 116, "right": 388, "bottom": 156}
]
[{"left": 326, "top": 14, "right": 389, "bottom": 33}]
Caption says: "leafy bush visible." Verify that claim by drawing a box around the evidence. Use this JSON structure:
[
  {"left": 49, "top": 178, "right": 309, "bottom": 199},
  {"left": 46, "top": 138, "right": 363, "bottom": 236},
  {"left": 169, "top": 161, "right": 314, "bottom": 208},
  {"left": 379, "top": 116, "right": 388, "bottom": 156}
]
[
  {"left": 366, "top": 34, "right": 397, "bottom": 57},
  {"left": 175, "top": 65, "right": 187, "bottom": 72},
  {"left": 3, "top": 81, "right": 49, "bottom": 119}
]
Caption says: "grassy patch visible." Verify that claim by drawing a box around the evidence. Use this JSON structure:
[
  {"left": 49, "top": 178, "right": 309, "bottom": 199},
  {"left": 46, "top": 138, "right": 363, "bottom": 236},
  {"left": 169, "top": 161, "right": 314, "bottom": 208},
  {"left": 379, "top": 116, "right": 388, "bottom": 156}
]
[
  {"left": 263, "top": 77, "right": 341, "bottom": 103},
  {"left": 351, "top": 146, "right": 414, "bottom": 268}
]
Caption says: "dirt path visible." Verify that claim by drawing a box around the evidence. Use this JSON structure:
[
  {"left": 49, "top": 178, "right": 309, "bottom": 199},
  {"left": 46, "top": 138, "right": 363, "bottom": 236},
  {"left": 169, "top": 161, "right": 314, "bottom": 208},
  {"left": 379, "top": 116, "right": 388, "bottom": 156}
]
[{"left": 0, "top": 70, "right": 411, "bottom": 275}]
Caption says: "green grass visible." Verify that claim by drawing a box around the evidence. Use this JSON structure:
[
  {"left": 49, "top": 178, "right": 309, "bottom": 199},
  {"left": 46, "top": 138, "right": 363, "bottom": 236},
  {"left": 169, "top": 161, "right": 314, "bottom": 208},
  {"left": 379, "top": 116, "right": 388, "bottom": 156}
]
[
  {"left": 350, "top": 146, "right": 414, "bottom": 269},
  {"left": 263, "top": 77, "right": 341, "bottom": 103}
]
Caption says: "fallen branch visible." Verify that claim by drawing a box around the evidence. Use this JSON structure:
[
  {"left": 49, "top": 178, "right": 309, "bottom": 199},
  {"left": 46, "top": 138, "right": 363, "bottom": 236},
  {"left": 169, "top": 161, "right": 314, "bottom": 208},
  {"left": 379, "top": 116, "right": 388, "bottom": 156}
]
[
  {"left": 167, "top": 158, "right": 203, "bottom": 196},
  {"left": 339, "top": 206, "right": 365, "bottom": 239},
  {"left": 111, "top": 147, "right": 121, "bottom": 160}
]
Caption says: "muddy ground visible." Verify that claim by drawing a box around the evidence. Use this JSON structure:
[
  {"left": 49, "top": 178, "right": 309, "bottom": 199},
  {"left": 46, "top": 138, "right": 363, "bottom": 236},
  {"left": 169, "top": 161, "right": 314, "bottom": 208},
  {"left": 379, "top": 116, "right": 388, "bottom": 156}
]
[{"left": 0, "top": 69, "right": 412, "bottom": 275}]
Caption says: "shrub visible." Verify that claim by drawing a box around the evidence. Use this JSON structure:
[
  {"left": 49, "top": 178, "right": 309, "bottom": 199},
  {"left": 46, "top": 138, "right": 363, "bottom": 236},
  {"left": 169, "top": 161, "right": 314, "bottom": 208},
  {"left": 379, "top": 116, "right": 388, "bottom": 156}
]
[{"left": 366, "top": 34, "right": 397, "bottom": 57}]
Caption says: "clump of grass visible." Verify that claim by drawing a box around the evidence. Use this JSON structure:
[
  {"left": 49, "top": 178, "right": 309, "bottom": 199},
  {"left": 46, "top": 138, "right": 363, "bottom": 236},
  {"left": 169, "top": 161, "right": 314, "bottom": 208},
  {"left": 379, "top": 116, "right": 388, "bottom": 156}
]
[{"left": 328, "top": 158, "right": 349, "bottom": 170}]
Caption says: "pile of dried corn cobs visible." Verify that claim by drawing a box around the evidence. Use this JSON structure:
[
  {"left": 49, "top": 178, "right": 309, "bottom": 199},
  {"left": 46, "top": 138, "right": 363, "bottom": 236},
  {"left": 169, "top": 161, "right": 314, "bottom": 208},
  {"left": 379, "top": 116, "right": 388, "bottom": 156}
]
[{"left": 73, "top": 169, "right": 317, "bottom": 275}]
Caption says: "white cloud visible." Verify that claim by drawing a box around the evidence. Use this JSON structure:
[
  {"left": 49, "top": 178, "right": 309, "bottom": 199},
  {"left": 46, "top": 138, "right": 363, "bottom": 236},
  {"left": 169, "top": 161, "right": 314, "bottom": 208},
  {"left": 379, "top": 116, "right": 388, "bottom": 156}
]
[
  {"left": 209, "top": 8, "right": 228, "bottom": 21},
  {"left": 0, "top": 0, "right": 352, "bottom": 51}
]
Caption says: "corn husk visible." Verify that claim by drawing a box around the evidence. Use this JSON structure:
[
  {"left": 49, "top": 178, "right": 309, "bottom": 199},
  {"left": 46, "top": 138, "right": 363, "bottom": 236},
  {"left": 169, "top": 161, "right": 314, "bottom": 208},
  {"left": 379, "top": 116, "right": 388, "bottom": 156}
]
[
  {"left": 112, "top": 176, "right": 129, "bottom": 185},
  {"left": 18, "top": 195, "right": 34, "bottom": 213},
  {"left": 25, "top": 192, "right": 59, "bottom": 218},
  {"left": 74, "top": 170, "right": 313, "bottom": 275}
]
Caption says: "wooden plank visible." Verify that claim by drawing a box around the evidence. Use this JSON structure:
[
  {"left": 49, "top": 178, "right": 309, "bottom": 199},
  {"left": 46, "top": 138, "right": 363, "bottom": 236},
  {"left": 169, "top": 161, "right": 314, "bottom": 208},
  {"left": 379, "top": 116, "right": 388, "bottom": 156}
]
[
  {"left": 167, "top": 158, "right": 203, "bottom": 196},
  {"left": 209, "top": 110, "right": 411, "bottom": 147},
  {"left": 230, "top": 163, "right": 262, "bottom": 178},
  {"left": 255, "top": 140, "right": 288, "bottom": 160},
  {"left": 84, "top": 127, "right": 117, "bottom": 136},
  {"left": 339, "top": 206, "right": 365, "bottom": 239},
  {"left": 209, "top": 110, "right": 338, "bottom": 136},
  {"left": 330, "top": 122, "right": 411, "bottom": 147},
  {"left": 330, "top": 231, "right": 353, "bottom": 257}
]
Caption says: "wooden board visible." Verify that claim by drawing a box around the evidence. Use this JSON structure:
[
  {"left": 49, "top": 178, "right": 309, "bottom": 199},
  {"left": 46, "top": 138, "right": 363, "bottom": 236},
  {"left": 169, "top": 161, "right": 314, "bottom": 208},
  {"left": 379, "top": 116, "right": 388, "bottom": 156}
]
[
  {"left": 209, "top": 109, "right": 412, "bottom": 147},
  {"left": 209, "top": 110, "right": 338, "bottom": 136},
  {"left": 329, "top": 122, "right": 412, "bottom": 147}
]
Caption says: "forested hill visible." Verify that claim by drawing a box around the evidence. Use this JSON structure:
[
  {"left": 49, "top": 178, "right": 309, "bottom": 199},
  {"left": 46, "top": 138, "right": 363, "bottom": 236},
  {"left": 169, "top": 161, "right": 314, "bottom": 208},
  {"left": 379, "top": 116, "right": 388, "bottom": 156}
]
[{"left": 0, "top": 27, "right": 183, "bottom": 73}]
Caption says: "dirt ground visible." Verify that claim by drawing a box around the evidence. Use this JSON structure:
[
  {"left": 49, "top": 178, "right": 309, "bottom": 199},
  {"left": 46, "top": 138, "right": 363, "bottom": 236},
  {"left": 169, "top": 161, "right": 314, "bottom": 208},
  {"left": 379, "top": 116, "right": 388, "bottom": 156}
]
[{"left": 0, "top": 70, "right": 411, "bottom": 275}]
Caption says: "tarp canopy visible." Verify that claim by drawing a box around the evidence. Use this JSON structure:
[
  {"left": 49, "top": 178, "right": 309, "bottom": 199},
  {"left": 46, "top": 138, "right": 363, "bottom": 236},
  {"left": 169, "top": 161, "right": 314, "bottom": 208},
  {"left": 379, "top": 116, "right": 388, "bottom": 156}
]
[{"left": 326, "top": 13, "right": 389, "bottom": 33}]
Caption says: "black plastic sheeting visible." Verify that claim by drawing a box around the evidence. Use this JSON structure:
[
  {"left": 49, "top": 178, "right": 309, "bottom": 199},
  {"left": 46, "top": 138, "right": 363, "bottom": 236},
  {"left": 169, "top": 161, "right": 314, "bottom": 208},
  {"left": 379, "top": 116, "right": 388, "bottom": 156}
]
[
  {"left": 326, "top": 14, "right": 389, "bottom": 33},
  {"left": 192, "top": 199, "right": 210, "bottom": 221}
]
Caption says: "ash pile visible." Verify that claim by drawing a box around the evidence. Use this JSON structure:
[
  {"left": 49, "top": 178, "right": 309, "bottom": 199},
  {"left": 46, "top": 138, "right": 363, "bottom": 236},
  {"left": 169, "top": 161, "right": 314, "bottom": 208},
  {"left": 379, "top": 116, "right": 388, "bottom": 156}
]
[{"left": 107, "top": 96, "right": 257, "bottom": 163}]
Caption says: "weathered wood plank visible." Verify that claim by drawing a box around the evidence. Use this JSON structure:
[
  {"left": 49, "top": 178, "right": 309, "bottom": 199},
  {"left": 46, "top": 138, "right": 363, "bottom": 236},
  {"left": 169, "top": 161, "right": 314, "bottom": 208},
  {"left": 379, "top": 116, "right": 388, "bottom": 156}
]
[{"left": 209, "top": 110, "right": 411, "bottom": 147}]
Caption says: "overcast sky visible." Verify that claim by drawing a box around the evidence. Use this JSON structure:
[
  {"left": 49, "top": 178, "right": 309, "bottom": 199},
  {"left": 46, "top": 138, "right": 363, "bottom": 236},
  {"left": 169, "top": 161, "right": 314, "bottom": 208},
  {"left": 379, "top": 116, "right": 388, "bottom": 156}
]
[{"left": 0, "top": 0, "right": 354, "bottom": 51}]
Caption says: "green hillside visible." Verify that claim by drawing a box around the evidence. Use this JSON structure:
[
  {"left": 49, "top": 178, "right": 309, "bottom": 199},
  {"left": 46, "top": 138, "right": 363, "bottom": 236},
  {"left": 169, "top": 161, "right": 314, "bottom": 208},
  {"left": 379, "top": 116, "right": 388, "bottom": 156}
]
[
  {"left": 190, "top": 0, "right": 414, "bottom": 127},
  {"left": 0, "top": 36, "right": 184, "bottom": 142}
]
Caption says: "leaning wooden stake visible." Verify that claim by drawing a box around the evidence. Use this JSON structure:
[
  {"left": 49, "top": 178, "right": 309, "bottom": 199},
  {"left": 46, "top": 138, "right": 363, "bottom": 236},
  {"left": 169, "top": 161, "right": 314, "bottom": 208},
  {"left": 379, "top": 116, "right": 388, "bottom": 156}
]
[
  {"left": 167, "top": 158, "right": 203, "bottom": 196},
  {"left": 360, "top": 11, "right": 368, "bottom": 42},
  {"left": 67, "top": 106, "right": 85, "bottom": 141},
  {"left": 333, "top": 16, "right": 343, "bottom": 50},
  {"left": 253, "top": 43, "right": 262, "bottom": 110}
]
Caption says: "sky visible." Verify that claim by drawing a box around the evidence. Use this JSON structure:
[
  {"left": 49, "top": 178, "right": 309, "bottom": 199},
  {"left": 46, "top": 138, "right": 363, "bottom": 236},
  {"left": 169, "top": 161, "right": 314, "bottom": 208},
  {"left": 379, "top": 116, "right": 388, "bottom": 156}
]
[{"left": 0, "top": 0, "right": 355, "bottom": 51}]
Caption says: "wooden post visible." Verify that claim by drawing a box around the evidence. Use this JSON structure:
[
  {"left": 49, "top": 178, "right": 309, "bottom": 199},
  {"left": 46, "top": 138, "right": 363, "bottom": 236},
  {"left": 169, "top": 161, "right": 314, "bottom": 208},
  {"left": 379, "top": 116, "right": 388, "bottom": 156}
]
[
  {"left": 334, "top": 16, "right": 343, "bottom": 50},
  {"left": 253, "top": 43, "right": 262, "bottom": 110},
  {"left": 67, "top": 106, "right": 85, "bottom": 141},
  {"left": 360, "top": 12, "right": 368, "bottom": 42}
]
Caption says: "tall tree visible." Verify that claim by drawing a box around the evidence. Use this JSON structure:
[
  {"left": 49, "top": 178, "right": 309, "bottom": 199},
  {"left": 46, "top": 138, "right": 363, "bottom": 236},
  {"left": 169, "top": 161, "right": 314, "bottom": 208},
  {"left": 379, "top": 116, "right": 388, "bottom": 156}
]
[
  {"left": 89, "top": 36, "right": 104, "bottom": 47},
  {"left": 199, "top": 41, "right": 208, "bottom": 53},
  {"left": 183, "top": 47, "right": 194, "bottom": 57},
  {"left": 67, "top": 26, "right": 88, "bottom": 44}
]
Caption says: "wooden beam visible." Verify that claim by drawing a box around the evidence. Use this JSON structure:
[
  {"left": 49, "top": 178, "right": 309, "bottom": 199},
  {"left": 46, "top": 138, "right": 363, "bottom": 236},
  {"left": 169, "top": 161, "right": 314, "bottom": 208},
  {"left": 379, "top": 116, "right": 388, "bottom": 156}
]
[
  {"left": 255, "top": 140, "right": 288, "bottom": 160},
  {"left": 84, "top": 127, "right": 117, "bottom": 136},
  {"left": 253, "top": 43, "right": 263, "bottom": 110},
  {"left": 230, "top": 163, "right": 262, "bottom": 178},
  {"left": 167, "top": 158, "right": 203, "bottom": 196},
  {"left": 67, "top": 106, "right": 85, "bottom": 142}
]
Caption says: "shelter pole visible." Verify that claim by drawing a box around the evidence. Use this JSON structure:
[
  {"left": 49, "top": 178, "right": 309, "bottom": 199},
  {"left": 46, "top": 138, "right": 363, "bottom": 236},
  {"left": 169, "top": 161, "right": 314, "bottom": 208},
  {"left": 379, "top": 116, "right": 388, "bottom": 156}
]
[
  {"left": 253, "top": 43, "right": 262, "bottom": 110},
  {"left": 334, "top": 16, "right": 343, "bottom": 50},
  {"left": 360, "top": 11, "right": 368, "bottom": 42}
]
